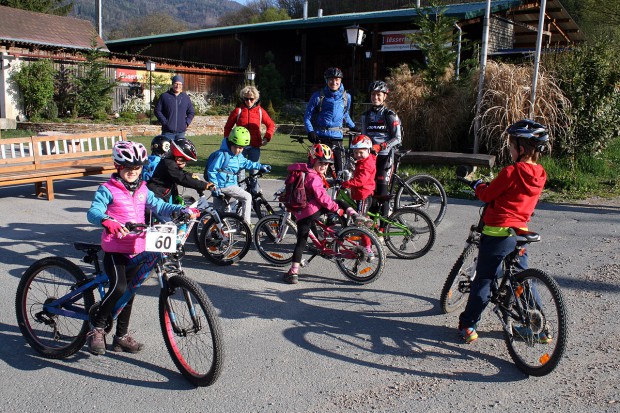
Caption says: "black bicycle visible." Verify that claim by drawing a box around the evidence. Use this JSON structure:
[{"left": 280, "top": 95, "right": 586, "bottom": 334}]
[
  {"left": 440, "top": 170, "right": 567, "bottom": 376},
  {"left": 388, "top": 149, "right": 448, "bottom": 227}
]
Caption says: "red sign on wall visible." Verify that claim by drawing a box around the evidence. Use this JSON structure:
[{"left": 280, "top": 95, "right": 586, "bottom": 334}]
[
  {"left": 116, "top": 69, "right": 140, "bottom": 83},
  {"left": 381, "top": 30, "right": 419, "bottom": 51}
]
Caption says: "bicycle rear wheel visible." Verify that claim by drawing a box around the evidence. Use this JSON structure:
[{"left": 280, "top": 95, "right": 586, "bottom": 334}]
[
  {"left": 394, "top": 174, "right": 447, "bottom": 227},
  {"left": 504, "top": 269, "right": 568, "bottom": 376},
  {"left": 384, "top": 208, "right": 436, "bottom": 259},
  {"left": 15, "top": 257, "right": 95, "bottom": 359},
  {"left": 159, "top": 274, "right": 224, "bottom": 387},
  {"left": 197, "top": 212, "right": 252, "bottom": 266},
  {"left": 253, "top": 215, "right": 298, "bottom": 266},
  {"left": 440, "top": 243, "right": 478, "bottom": 314},
  {"left": 334, "top": 227, "right": 385, "bottom": 284}
]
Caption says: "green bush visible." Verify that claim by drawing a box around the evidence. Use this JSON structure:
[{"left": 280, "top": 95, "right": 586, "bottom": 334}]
[
  {"left": 75, "top": 45, "right": 115, "bottom": 118},
  {"left": 12, "top": 59, "right": 55, "bottom": 119},
  {"left": 257, "top": 51, "right": 285, "bottom": 110},
  {"left": 543, "top": 36, "right": 620, "bottom": 158}
]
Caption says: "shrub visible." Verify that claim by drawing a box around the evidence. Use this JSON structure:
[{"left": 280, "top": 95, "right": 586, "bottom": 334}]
[
  {"left": 120, "top": 95, "right": 148, "bottom": 114},
  {"left": 187, "top": 91, "right": 210, "bottom": 115},
  {"left": 75, "top": 44, "right": 115, "bottom": 118},
  {"left": 12, "top": 59, "right": 55, "bottom": 120},
  {"left": 473, "top": 61, "right": 571, "bottom": 164},
  {"left": 543, "top": 37, "right": 620, "bottom": 159}
]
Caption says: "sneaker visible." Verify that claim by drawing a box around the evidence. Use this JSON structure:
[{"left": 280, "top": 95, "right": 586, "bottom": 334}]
[
  {"left": 458, "top": 323, "right": 478, "bottom": 343},
  {"left": 283, "top": 269, "right": 299, "bottom": 284},
  {"left": 111, "top": 333, "right": 144, "bottom": 353},
  {"left": 87, "top": 327, "right": 106, "bottom": 355},
  {"left": 512, "top": 325, "right": 553, "bottom": 344},
  {"left": 365, "top": 247, "right": 375, "bottom": 261}
]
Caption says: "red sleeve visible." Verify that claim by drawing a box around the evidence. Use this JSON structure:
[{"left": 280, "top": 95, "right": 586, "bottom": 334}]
[
  {"left": 262, "top": 108, "right": 276, "bottom": 140},
  {"left": 223, "top": 108, "right": 241, "bottom": 137},
  {"left": 475, "top": 166, "right": 512, "bottom": 203}
]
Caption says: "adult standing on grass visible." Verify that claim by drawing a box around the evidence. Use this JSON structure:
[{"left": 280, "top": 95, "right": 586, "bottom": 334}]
[
  {"left": 155, "top": 75, "right": 195, "bottom": 142},
  {"left": 304, "top": 67, "right": 356, "bottom": 174},
  {"left": 223, "top": 86, "right": 275, "bottom": 194}
]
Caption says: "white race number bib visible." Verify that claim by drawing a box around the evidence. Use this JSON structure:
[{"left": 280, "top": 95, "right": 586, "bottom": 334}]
[{"left": 145, "top": 224, "right": 177, "bottom": 253}]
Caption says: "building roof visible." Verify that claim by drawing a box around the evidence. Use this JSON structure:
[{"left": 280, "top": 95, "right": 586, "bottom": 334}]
[
  {"left": 107, "top": 0, "right": 523, "bottom": 45},
  {"left": 0, "top": 5, "right": 108, "bottom": 51}
]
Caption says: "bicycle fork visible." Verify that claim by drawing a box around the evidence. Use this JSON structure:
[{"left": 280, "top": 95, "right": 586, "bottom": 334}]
[{"left": 157, "top": 263, "right": 201, "bottom": 335}]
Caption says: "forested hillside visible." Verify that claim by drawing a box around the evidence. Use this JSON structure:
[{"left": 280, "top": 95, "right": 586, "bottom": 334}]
[{"left": 69, "top": 0, "right": 241, "bottom": 38}]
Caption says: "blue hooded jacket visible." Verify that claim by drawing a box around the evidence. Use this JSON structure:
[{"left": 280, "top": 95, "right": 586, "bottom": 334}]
[
  {"left": 204, "top": 138, "right": 263, "bottom": 188},
  {"left": 304, "top": 84, "right": 355, "bottom": 140}
]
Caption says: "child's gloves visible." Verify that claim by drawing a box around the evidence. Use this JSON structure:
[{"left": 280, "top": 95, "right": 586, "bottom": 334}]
[
  {"left": 181, "top": 207, "right": 200, "bottom": 219},
  {"left": 260, "top": 165, "right": 272, "bottom": 173},
  {"left": 372, "top": 144, "right": 382, "bottom": 154},
  {"left": 336, "top": 209, "right": 345, "bottom": 216},
  {"left": 470, "top": 179, "right": 483, "bottom": 190},
  {"left": 102, "top": 218, "right": 126, "bottom": 236},
  {"left": 205, "top": 182, "right": 215, "bottom": 191}
]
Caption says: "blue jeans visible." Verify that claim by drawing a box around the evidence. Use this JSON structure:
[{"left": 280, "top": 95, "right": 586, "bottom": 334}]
[
  {"left": 162, "top": 131, "right": 185, "bottom": 141},
  {"left": 459, "top": 235, "right": 528, "bottom": 328},
  {"left": 241, "top": 146, "right": 261, "bottom": 194}
]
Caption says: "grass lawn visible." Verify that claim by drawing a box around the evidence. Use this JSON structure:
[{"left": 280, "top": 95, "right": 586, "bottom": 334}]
[{"left": 4, "top": 129, "right": 619, "bottom": 201}]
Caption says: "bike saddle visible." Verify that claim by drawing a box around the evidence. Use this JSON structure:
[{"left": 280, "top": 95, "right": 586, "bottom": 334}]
[
  {"left": 74, "top": 242, "right": 102, "bottom": 254},
  {"left": 512, "top": 229, "right": 540, "bottom": 243}
]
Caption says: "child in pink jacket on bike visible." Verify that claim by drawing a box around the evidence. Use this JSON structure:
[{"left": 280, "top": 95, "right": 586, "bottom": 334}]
[{"left": 285, "top": 144, "right": 363, "bottom": 284}]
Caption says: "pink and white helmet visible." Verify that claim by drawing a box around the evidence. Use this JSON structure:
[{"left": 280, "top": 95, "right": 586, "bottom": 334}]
[
  {"left": 112, "top": 141, "right": 149, "bottom": 167},
  {"left": 350, "top": 134, "right": 373, "bottom": 150}
]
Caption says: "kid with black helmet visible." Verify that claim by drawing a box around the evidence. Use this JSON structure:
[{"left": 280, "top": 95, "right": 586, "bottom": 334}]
[
  {"left": 361, "top": 80, "right": 402, "bottom": 221},
  {"left": 304, "top": 67, "right": 356, "bottom": 174},
  {"left": 141, "top": 135, "right": 171, "bottom": 182},
  {"left": 458, "top": 119, "right": 549, "bottom": 344},
  {"left": 204, "top": 126, "right": 271, "bottom": 225},
  {"left": 147, "top": 137, "right": 214, "bottom": 203},
  {"left": 86, "top": 140, "right": 197, "bottom": 356}
]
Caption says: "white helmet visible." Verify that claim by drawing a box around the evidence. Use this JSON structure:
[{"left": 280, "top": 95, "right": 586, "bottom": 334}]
[
  {"left": 112, "top": 141, "right": 148, "bottom": 167},
  {"left": 350, "top": 135, "right": 373, "bottom": 150}
]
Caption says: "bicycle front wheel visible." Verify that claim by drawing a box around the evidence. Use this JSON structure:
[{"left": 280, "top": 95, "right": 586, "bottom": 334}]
[
  {"left": 253, "top": 196, "right": 274, "bottom": 220},
  {"left": 334, "top": 227, "right": 385, "bottom": 284},
  {"left": 15, "top": 257, "right": 95, "bottom": 359},
  {"left": 160, "top": 274, "right": 224, "bottom": 387},
  {"left": 253, "top": 215, "right": 298, "bottom": 266},
  {"left": 197, "top": 212, "right": 252, "bottom": 266},
  {"left": 440, "top": 243, "right": 478, "bottom": 314},
  {"left": 504, "top": 269, "right": 568, "bottom": 376},
  {"left": 384, "top": 208, "right": 436, "bottom": 259},
  {"left": 394, "top": 174, "right": 447, "bottom": 227}
]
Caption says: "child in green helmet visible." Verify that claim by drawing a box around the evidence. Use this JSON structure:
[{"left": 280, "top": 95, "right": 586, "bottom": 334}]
[{"left": 204, "top": 126, "right": 271, "bottom": 225}]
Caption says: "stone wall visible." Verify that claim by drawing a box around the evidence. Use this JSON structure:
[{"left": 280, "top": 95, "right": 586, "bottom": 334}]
[{"left": 17, "top": 116, "right": 302, "bottom": 137}]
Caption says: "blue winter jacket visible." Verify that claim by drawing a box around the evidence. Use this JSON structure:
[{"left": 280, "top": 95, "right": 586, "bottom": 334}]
[
  {"left": 154, "top": 90, "right": 195, "bottom": 134},
  {"left": 304, "top": 84, "right": 355, "bottom": 140},
  {"left": 204, "top": 138, "right": 263, "bottom": 189}
]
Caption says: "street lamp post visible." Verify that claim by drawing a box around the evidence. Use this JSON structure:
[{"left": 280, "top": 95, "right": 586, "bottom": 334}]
[
  {"left": 245, "top": 62, "right": 256, "bottom": 86},
  {"left": 294, "top": 55, "right": 302, "bottom": 98},
  {"left": 345, "top": 25, "right": 366, "bottom": 92},
  {"left": 145, "top": 60, "right": 156, "bottom": 123}
]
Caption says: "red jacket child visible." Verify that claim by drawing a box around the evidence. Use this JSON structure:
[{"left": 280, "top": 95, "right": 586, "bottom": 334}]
[{"left": 341, "top": 153, "right": 376, "bottom": 201}]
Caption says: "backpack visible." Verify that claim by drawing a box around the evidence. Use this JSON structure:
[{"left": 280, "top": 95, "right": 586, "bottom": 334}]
[
  {"left": 278, "top": 169, "right": 307, "bottom": 212},
  {"left": 142, "top": 155, "right": 161, "bottom": 182}
]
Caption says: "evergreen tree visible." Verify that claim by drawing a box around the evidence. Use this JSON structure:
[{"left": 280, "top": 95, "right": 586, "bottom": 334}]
[
  {"left": 257, "top": 51, "right": 285, "bottom": 109},
  {"left": 74, "top": 43, "right": 115, "bottom": 119}
]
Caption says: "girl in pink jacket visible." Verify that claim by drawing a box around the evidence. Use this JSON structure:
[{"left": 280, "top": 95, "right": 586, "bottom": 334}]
[{"left": 285, "top": 144, "right": 362, "bottom": 284}]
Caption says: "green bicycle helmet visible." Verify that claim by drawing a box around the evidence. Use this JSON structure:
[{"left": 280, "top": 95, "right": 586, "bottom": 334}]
[{"left": 228, "top": 126, "right": 251, "bottom": 147}]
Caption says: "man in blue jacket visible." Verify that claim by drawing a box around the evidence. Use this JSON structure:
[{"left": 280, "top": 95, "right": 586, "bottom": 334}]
[
  {"left": 304, "top": 67, "right": 356, "bottom": 174},
  {"left": 155, "top": 75, "right": 195, "bottom": 141}
]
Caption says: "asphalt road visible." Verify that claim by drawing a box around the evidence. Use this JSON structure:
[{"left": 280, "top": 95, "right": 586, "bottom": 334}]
[{"left": 0, "top": 176, "right": 618, "bottom": 412}]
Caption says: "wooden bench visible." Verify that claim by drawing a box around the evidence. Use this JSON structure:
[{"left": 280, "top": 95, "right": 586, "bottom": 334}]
[
  {"left": 400, "top": 151, "right": 495, "bottom": 168},
  {"left": 0, "top": 130, "right": 127, "bottom": 200}
]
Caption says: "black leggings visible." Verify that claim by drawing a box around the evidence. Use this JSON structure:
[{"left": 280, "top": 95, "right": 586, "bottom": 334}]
[
  {"left": 293, "top": 210, "right": 322, "bottom": 263},
  {"left": 93, "top": 253, "right": 139, "bottom": 336},
  {"left": 371, "top": 153, "right": 395, "bottom": 219}
]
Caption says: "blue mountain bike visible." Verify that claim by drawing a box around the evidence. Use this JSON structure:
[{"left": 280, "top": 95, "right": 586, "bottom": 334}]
[{"left": 15, "top": 218, "right": 224, "bottom": 387}]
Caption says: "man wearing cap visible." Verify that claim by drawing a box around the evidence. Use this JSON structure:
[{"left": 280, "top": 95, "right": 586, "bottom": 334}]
[{"left": 154, "top": 74, "right": 195, "bottom": 141}]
